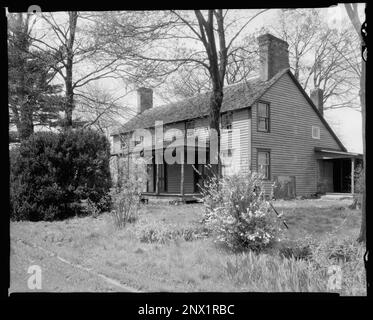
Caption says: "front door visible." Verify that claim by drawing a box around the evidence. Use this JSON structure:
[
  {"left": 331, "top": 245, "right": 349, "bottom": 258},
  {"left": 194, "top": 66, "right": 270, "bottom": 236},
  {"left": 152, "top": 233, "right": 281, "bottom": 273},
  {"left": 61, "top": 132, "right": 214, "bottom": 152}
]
[{"left": 333, "top": 159, "right": 351, "bottom": 193}]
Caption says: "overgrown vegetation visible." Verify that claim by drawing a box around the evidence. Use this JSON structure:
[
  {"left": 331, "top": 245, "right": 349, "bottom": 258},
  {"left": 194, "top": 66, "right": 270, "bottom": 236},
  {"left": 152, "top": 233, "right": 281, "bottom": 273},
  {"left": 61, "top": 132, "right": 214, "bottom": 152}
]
[
  {"left": 110, "top": 155, "right": 148, "bottom": 228},
  {"left": 223, "top": 235, "right": 365, "bottom": 294},
  {"left": 137, "top": 221, "right": 209, "bottom": 244},
  {"left": 10, "top": 200, "right": 365, "bottom": 294},
  {"left": 10, "top": 130, "right": 111, "bottom": 221},
  {"left": 199, "top": 170, "right": 284, "bottom": 252}
]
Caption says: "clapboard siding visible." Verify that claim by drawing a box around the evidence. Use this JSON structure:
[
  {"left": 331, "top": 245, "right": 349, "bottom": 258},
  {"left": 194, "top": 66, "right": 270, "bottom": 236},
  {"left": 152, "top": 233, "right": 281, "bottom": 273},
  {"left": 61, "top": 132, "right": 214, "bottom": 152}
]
[
  {"left": 221, "top": 108, "right": 251, "bottom": 175},
  {"left": 251, "top": 72, "right": 342, "bottom": 196},
  {"left": 234, "top": 108, "right": 251, "bottom": 173}
]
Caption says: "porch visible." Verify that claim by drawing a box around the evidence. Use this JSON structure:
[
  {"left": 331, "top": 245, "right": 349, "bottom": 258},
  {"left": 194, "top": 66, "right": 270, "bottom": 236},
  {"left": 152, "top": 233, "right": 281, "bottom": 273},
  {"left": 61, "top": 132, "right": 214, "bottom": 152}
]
[
  {"left": 143, "top": 143, "right": 217, "bottom": 202},
  {"left": 315, "top": 147, "right": 363, "bottom": 194},
  {"left": 140, "top": 192, "right": 202, "bottom": 203}
]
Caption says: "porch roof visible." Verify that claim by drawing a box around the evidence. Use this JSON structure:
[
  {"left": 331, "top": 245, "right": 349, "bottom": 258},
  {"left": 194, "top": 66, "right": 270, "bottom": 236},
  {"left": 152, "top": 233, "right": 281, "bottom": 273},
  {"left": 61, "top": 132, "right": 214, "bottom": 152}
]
[
  {"left": 111, "top": 141, "right": 209, "bottom": 157},
  {"left": 314, "top": 147, "right": 363, "bottom": 159}
]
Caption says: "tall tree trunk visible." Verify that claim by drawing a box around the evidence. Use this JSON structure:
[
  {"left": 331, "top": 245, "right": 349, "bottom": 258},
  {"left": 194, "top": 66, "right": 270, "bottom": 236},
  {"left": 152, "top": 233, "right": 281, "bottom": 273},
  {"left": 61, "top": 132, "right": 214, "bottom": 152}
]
[
  {"left": 63, "top": 11, "right": 78, "bottom": 129},
  {"left": 64, "top": 69, "right": 74, "bottom": 128},
  {"left": 19, "top": 101, "right": 34, "bottom": 140},
  {"left": 209, "top": 89, "right": 223, "bottom": 175},
  {"left": 344, "top": 3, "right": 366, "bottom": 243},
  {"left": 15, "top": 13, "right": 34, "bottom": 140},
  {"left": 357, "top": 57, "right": 366, "bottom": 243}
]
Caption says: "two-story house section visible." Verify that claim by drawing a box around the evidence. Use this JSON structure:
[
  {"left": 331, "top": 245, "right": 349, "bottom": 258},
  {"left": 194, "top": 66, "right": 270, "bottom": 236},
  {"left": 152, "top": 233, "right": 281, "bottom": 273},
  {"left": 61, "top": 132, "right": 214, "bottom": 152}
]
[{"left": 111, "top": 33, "right": 362, "bottom": 201}]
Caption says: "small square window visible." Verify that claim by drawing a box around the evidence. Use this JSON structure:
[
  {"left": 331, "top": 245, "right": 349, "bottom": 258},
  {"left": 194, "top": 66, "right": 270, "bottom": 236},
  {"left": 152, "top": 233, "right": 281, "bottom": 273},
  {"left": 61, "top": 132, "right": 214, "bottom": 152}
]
[
  {"left": 134, "top": 135, "right": 144, "bottom": 146},
  {"left": 312, "top": 126, "right": 320, "bottom": 139}
]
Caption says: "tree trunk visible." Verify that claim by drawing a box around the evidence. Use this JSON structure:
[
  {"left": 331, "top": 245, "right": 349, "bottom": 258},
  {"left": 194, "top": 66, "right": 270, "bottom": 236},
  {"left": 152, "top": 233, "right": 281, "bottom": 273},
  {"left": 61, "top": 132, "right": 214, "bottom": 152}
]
[
  {"left": 14, "top": 13, "right": 34, "bottom": 140},
  {"left": 17, "top": 66, "right": 34, "bottom": 140},
  {"left": 209, "top": 89, "right": 223, "bottom": 176},
  {"left": 63, "top": 11, "right": 78, "bottom": 130},
  {"left": 64, "top": 75, "right": 74, "bottom": 129},
  {"left": 357, "top": 56, "right": 366, "bottom": 243},
  {"left": 19, "top": 101, "right": 34, "bottom": 140}
]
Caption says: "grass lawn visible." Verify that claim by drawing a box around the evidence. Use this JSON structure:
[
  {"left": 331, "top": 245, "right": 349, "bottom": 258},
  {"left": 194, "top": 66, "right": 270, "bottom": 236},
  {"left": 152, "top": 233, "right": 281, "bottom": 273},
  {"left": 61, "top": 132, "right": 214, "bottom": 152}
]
[{"left": 10, "top": 199, "right": 366, "bottom": 294}]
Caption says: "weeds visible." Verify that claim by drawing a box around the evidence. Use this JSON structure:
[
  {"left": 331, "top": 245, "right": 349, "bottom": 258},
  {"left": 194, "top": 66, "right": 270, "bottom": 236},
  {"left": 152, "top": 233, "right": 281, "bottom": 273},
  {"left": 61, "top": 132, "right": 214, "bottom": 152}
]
[{"left": 137, "top": 221, "right": 208, "bottom": 244}]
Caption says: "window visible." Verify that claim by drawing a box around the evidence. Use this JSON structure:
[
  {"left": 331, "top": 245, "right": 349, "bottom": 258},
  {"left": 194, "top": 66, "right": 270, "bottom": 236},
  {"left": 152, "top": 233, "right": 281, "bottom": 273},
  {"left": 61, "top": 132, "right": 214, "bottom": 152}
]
[
  {"left": 221, "top": 112, "right": 233, "bottom": 130},
  {"left": 134, "top": 135, "right": 144, "bottom": 146},
  {"left": 257, "top": 102, "right": 270, "bottom": 132},
  {"left": 221, "top": 112, "right": 233, "bottom": 155},
  {"left": 257, "top": 150, "right": 270, "bottom": 179},
  {"left": 186, "top": 120, "right": 195, "bottom": 136},
  {"left": 120, "top": 135, "right": 127, "bottom": 150},
  {"left": 312, "top": 126, "right": 320, "bottom": 139}
]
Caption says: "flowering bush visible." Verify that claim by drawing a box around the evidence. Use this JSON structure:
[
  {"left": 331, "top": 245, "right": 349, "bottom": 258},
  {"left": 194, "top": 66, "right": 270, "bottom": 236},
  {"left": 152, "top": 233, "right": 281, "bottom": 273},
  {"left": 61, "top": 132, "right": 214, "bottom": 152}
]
[{"left": 199, "top": 170, "right": 283, "bottom": 252}]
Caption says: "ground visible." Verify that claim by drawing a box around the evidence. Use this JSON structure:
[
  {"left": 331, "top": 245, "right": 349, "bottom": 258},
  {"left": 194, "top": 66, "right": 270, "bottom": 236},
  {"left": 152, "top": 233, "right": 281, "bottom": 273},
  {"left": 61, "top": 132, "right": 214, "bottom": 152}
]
[{"left": 9, "top": 198, "right": 366, "bottom": 294}]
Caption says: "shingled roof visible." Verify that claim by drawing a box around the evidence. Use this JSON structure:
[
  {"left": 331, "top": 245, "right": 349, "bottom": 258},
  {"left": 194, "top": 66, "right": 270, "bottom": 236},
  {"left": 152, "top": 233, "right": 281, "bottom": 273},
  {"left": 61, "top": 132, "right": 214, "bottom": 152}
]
[{"left": 111, "top": 68, "right": 289, "bottom": 135}]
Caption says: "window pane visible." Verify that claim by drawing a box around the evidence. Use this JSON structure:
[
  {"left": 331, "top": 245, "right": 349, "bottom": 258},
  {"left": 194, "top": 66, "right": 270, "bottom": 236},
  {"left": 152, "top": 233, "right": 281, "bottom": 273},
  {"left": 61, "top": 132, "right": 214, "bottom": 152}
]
[
  {"left": 258, "top": 118, "right": 267, "bottom": 131},
  {"left": 258, "top": 152, "right": 268, "bottom": 164},
  {"left": 258, "top": 103, "right": 268, "bottom": 116},
  {"left": 258, "top": 164, "right": 268, "bottom": 178},
  {"left": 258, "top": 151, "right": 270, "bottom": 178},
  {"left": 222, "top": 112, "right": 232, "bottom": 129},
  {"left": 312, "top": 126, "right": 320, "bottom": 139}
]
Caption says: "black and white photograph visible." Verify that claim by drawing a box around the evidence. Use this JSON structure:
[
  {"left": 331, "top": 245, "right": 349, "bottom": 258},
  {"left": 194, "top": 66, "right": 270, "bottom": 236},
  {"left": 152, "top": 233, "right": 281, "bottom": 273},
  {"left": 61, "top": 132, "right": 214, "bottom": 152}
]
[{"left": 6, "top": 3, "right": 367, "bottom": 299}]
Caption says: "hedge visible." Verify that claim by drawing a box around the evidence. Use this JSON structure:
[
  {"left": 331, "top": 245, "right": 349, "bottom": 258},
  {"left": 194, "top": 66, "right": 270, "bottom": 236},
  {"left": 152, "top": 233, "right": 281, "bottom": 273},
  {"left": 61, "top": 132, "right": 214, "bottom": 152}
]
[{"left": 10, "top": 129, "right": 111, "bottom": 221}]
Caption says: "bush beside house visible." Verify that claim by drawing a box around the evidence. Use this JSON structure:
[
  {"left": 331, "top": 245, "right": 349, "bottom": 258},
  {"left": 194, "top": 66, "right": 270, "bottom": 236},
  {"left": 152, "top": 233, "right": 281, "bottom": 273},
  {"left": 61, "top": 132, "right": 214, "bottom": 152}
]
[
  {"left": 10, "top": 130, "right": 111, "bottom": 221},
  {"left": 200, "top": 170, "right": 284, "bottom": 252}
]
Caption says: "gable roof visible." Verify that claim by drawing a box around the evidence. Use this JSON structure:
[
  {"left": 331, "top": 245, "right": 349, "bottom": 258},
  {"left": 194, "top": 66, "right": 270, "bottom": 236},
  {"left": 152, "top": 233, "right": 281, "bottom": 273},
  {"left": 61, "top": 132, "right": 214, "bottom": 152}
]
[
  {"left": 112, "top": 68, "right": 347, "bottom": 152},
  {"left": 111, "top": 68, "right": 289, "bottom": 135},
  {"left": 284, "top": 71, "right": 347, "bottom": 152}
]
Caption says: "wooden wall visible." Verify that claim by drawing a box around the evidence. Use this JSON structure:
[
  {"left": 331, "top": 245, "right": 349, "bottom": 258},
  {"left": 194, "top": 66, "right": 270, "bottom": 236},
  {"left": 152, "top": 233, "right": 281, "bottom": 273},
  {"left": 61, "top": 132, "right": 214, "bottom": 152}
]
[{"left": 251, "top": 72, "right": 343, "bottom": 196}]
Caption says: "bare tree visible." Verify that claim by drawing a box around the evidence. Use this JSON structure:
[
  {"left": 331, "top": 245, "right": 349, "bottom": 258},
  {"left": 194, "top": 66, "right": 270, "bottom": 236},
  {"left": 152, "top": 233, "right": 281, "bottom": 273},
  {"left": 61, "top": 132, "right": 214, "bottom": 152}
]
[
  {"left": 273, "top": 8, "right": 361, "bottom": 111},
  {"left": 344, "top": 3, "right": 366, "bottom": 243},
  {"left": 95, "top": 10, "right": 267, "bottom": 172},
  {"left": 163, "top": 33, "right": 258, "bottom": 100},
  {"left": 29, "top": 11, "right": 121, "bottom": 129},
  {"left": 74, "top": 84, "right": 137, "bottom": 135}
]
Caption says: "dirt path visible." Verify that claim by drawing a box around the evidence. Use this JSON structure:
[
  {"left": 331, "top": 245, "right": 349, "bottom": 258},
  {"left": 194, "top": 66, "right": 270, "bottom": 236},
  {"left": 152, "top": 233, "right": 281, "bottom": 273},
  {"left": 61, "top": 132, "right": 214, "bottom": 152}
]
[{"left": 9, "top": 238, "right": 138, "bottom": 293}]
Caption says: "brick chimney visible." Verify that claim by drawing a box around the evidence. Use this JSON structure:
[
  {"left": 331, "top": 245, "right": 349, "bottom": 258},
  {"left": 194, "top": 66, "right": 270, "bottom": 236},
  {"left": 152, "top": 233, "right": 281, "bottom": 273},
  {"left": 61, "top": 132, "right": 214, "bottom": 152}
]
[
  {"left": 257, "top": 33, "right": 290, "bottom": 81},
  {"left": 137, "top": 87, "right": 153, "bottom": 114},
  {"left": 310, "top": 88, "right": 324, "bottom": 115}
]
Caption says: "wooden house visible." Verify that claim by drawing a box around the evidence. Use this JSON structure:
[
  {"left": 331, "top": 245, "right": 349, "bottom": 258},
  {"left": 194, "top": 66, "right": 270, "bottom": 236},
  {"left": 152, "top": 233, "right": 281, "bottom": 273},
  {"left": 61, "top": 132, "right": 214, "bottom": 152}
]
[{"left": 110, "top": 33, "right": 362, "bottom": 201}]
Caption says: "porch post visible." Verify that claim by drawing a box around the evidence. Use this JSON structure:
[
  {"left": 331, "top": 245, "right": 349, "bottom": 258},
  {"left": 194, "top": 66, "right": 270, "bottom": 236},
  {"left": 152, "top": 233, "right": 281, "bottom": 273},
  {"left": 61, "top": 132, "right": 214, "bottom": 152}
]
[
  {"left": 180, "top": 156, "right": 185, "bottom": 199},
  {"left": 351, "top": 157, "right": 355, "bottom": 194},
  {"left": 155, "top": 163, "right": 160, "bottom": 195},
  {"left": 180, "top": 123, "right": 187, "bottom": 201}
]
